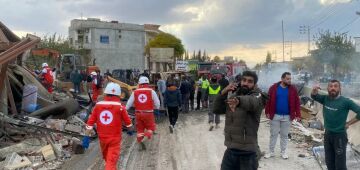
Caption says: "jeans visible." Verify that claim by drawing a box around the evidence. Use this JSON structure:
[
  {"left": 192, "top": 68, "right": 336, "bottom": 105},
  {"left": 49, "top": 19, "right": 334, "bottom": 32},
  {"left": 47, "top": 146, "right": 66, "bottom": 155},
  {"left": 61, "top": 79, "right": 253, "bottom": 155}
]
[
  {"left": 221, "top": 148, "right": 258, "bottom": 170},
  {"left": 73, "top": 83, "right": 81, "bottom": 93},
  {"left": 324, "top": 131, "right": 348, "bottom": 170},
  {"left": 167, "top": 106, "right": 179, "bottom": 126},
  {"left": 269, "top": 114, "right": 291, "bottom": 153},
  {"left": 208, "top": 100, "right": 220, "bottom": 124}
]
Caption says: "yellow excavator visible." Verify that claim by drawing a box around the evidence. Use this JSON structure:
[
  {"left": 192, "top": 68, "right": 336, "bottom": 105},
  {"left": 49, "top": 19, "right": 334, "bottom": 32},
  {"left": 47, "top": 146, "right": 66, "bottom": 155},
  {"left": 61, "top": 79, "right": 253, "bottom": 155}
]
[{"left": 107, "top": 76, "right": 137, "bottom": 100}]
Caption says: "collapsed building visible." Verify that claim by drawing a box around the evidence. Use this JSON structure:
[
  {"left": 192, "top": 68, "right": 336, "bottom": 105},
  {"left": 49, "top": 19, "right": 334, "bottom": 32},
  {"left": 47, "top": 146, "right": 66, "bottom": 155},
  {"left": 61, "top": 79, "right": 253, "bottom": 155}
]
[{"left": 0, "top": 22, "right": 93, "bottom": 170}]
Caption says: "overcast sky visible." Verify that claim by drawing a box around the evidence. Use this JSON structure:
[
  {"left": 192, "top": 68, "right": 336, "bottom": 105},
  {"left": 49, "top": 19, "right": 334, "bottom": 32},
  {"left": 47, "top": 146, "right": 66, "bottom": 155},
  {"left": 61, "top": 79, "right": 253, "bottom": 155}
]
[{"left": 1, "top": 0, "right": 360, "bottom": 67}]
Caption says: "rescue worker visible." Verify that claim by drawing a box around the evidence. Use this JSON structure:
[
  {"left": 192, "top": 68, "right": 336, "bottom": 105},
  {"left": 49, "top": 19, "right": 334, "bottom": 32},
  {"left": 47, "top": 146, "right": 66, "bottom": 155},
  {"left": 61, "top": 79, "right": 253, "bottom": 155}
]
[
  {"left": 85, "top": 82, "right": 133, "bottom": 170},
  {"left": 126, "top": 76, "right": 160, "bottom": 150},
  {"left": 207, "top": 75, "right": 221, "bottom": 131},
  {"left": 200, "top": 74, "right": 210, "bottom": 108},
  {"left": 91, "top": 71, "right": 100, "bottom": 102},
  {"left": 39, "top": 63, "right": 54, "bottom": 93}
]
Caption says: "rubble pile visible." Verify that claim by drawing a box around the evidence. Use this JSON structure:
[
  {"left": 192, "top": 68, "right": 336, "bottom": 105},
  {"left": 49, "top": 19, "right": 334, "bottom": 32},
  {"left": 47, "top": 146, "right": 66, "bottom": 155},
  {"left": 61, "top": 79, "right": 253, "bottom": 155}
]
[{"left": 0, "top": 22, "right": 97, "bottom": 170}]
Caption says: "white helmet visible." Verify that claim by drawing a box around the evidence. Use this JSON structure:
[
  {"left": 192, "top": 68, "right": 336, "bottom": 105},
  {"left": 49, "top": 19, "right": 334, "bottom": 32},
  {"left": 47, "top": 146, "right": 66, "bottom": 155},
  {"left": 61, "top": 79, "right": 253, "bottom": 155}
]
[
  {"left": 90, "top": 72, "right": 97, "bottom": 76},
  {"left": 42, "top": 63, "right": 48, "bottom": 68},
  {"left": 138, "top": 76, "right": 149, "bottom": 84},
  {"left": 104, "top": 82, "right": 121, "bottom": 96}
]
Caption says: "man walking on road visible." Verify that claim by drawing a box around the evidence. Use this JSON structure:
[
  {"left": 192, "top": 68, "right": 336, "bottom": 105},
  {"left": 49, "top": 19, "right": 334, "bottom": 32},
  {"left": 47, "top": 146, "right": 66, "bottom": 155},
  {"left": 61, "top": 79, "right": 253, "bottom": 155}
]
[
  {"left": 264, "top": 72, "right": 301, "bottom": 159},
  {"left": 86, "top": 82, "right": 133, "bottom": 170},
  {"left": 164, "top": 82, "right": 182, "bottom": 133},
  {"left": 213, "top": 71, "right": 267, "bottom": 170},
  {"left": 311, "top": 80, "right": 360, "bottom": 170},
  {"left": 188, "top": 76, "right": 196, "bottom": 111},
  {"left": 180, "top": 75, "right": 191, "bottom": 113},
  {"left": 126, "top": 76, "right": 160, "bottom": 150},
  {"left": 207, "top": 75, "right": 221, "bottom": 131}
]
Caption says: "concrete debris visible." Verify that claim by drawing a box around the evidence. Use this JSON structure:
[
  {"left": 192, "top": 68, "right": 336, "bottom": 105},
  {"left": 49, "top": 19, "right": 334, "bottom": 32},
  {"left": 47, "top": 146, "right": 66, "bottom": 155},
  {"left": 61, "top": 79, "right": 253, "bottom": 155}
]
[
  {"left": 28, "top": 155, "right": 44, "bottom": 168},
  {"left": 4, "top": 152, "right": 32, "bottom": 170},
  {"left": 65, "top": 124, "right": 82, "bottom": 133},
  {"left": 39, "top": 145, "right": 56, "bottom": 162},
  {"left": 313, "top": 144, "right": 360, "bottom": 169},
  {"left": 59, "top": 139, "right": 69, "bottom": 147},
  {"left": 45, "top": 119, "right": 67, "bottom": 131}
]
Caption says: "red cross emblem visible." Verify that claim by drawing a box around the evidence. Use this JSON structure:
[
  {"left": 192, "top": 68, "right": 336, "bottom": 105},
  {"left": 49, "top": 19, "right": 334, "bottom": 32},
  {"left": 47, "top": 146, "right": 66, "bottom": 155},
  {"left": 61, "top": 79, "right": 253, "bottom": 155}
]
[
  {"left": 111, "top": 88, "right": 116, "bottom": 94},
  {"left": 99, "top": 111, "right": 113, "bottom": 125},
  {"left": 138, "top": 94, "right": 148, "bottom": 103}
]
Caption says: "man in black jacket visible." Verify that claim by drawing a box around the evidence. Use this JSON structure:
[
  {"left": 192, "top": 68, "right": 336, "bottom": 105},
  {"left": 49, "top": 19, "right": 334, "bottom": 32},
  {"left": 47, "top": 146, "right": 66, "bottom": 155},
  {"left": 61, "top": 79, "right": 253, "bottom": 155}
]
[{"left": 214, "top": 71, "right": 266, "bottom": 170}]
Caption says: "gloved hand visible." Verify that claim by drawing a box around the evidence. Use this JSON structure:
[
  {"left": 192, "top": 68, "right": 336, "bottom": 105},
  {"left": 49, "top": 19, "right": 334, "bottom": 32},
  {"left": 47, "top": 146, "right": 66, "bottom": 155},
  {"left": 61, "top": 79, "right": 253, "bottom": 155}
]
[
  {"left": 154, "top": 109, "right": 161, "bottom": 116},
  {"left": 82, "top": 136, "right": 90, "bottom": 149},
  {"left": 126, "top": 126, "right": 135, "bottom": 136}
]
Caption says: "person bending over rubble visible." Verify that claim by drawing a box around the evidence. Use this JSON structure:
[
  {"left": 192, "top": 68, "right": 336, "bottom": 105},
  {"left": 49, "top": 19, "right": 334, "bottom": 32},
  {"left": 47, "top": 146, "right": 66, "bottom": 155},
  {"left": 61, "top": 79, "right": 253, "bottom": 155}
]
[
  {"left": 126, "top": 76, "right": 160, "bottom": 150},
  {"left": 213, "top": 71, "right": 267, "bottom": 170},
  {"left": 311, "top": 79, "right": 360, "bottom": 170},
  {"left": 85, "top": 82, "right": 133, "bottom": 170}
]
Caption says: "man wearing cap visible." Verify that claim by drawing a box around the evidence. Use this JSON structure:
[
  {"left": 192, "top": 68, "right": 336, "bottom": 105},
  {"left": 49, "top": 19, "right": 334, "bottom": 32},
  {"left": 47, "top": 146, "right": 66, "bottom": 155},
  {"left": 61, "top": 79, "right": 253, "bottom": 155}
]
[
  {"left": 126, "top": 76, "right": 160, "bottom": 150},
  {"left": 86, "top": 82, "right": 133, "bottom": 170},
  {"left": 39, "top": 63, "right": 54, "bottom": 93}
]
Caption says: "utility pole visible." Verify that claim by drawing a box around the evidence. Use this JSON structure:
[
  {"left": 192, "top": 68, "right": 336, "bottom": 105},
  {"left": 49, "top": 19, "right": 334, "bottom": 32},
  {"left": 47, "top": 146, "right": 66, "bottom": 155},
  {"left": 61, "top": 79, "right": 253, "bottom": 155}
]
[
  {"left": 282, "top": 20, "right": 285, "bottom": 62},
  {"left": 285, "top": 41, "right": 292, "bottom": 60},
  {"left": 299, "top": 25, "right": 310, "bottom": 54}
]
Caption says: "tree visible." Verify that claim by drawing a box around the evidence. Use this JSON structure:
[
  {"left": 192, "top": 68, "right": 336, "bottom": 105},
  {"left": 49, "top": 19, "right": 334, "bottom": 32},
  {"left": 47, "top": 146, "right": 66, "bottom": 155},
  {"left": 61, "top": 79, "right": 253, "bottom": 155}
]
[
  {"left": 265, "top": 51, "right": 272, "bottom": 64},
  {"left": 213, "top": 56, "right": 221, "bottom": 62},
  {"left": 145, "top": 32, "right": 185, "bottom": 59},
  {"left": 197, "top": 50, "right": 202, "bottom": 61},
  {"left": 310, "top": 30, "right": 355, "bottom": 77},
  {"left": 192, "top": 50, "right": 196, "bottom": 59}
]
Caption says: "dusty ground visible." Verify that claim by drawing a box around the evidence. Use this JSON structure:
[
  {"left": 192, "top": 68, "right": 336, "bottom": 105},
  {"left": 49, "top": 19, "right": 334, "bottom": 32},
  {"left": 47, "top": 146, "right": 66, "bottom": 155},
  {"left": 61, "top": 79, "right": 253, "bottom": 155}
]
[{"left": 62, "top": 110, "right": 321, "bottom": 170}]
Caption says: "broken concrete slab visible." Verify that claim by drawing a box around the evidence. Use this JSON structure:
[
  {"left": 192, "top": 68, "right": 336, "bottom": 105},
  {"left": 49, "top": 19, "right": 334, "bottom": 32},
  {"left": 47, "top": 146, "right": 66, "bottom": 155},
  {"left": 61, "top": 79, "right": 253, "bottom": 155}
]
[
  {"left": 0, "top": 138, "right": 43, "bottom": 158},
  {"left": 65, "top": 124, "right": 82, "bottom": 133},
  {"left": 4, "top": 152, "right": 32, "bottom": 170},
  {"left": 39, "top": 145, "right": 56, "bottom": 162}
]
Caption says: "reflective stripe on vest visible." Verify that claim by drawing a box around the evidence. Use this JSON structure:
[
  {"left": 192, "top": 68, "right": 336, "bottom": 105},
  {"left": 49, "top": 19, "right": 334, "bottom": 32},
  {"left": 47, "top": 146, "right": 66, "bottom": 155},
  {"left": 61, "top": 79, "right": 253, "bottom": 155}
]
[
  {"left": 201, "top": 79, "right": 209, "bottom": 89},
  {"left": 209, "top": 85, "right": 221, "bottom": 95}
]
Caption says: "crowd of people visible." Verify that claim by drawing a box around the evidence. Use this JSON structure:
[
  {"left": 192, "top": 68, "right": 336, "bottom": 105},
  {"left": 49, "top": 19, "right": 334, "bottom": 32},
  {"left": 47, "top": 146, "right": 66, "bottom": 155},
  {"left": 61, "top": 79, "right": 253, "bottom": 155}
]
[{"left": 37, "top": 63, "right": 360, "bottom": 170}]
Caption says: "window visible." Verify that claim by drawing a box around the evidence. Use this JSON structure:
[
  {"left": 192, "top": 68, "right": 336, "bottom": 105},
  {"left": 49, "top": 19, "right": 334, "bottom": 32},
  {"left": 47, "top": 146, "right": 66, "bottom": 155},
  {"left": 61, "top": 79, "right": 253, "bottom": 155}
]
[
  {"left": 100, "top": 35, "right": 109, "bottom": 44},
  {"left": 85, "top": 36, "right": 89, "bottom": 43}
]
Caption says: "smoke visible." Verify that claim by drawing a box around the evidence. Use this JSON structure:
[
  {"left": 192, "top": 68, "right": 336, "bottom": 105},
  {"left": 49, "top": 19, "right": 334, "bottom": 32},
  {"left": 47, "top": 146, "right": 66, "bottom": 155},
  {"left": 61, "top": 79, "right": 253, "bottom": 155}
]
[{"left": 256, "top": 62, "right": 306, "bottom": 92}]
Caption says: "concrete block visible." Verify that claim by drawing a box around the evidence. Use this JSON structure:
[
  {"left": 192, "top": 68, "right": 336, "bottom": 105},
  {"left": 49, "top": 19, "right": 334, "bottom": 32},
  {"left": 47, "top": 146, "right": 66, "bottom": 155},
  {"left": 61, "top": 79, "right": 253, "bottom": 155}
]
[
  {"left": 28, "top": 155, "right": 44, "bottom": 168},
  {"left": 59, "top": 139, "right": 69, "bottom": 147},
  {"left": 4, "top": 152, "right": 32, "bottom": 170},
  {"left": 65, "top": 124, "right": 82, "bottom": 133},
  {"left": 39, "top": 145, "right": 56, "bottom": 161}
]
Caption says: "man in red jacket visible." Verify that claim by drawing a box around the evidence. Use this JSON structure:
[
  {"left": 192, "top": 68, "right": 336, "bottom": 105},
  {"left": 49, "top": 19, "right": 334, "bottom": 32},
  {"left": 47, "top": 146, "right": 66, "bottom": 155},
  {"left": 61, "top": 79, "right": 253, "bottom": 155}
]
[
  {"left": 86, "top": 82, "right": 133, "bottom": 170},
  {"left": 264, "top": 72, "right": 301, "bottom": 159},
  {"left": 126, "top": 76, "right": 160, "bottom": 150}
]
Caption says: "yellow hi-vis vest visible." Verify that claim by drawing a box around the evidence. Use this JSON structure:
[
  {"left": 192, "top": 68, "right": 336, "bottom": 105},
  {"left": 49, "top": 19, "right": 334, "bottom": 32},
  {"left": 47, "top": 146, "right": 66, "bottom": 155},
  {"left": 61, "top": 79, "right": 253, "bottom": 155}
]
[
  {"left": 209, "top": 85, "right": 221, "bottom": 95},
  {"left": 201, "top": 79, "right": 210, "bottom": 89}
]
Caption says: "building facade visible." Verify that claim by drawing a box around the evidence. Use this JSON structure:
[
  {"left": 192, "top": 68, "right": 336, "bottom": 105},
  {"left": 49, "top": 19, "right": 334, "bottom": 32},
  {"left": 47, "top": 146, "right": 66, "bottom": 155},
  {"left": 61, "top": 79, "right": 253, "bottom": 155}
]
[{"left": 68, "top": 18, "right": 146, "bottom": 73}]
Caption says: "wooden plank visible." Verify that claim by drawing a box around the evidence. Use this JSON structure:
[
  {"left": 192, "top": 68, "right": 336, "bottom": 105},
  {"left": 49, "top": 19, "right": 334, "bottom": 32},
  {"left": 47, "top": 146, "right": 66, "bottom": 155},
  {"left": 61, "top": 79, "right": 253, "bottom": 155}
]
[
  {"left": 0, "top": 63, "right": 9, "bottom": 97},
  {"left": 6, "top": 75, "right": 17, "bottom": 115}
]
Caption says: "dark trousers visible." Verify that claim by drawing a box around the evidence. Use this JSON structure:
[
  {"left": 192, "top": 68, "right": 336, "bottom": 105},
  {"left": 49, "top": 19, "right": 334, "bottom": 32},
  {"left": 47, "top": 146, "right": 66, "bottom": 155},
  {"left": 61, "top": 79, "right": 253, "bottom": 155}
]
[
  {"left": 221, "top": 148, "right": 258, "bottom": 170},
  {"left": 196, "top": 90, "right": 202, "bottom": 109},
  {"left": 181, "top": 93, "right": 190, "bottom": 113},
  {"left": 324, "top": 131, "right": 348, "bottom": 170},
  {"left": 73, "top": 83, "right": 81, "bottom": 93},
  {"left": 189, "top": 91, "right": 195, "bottom": 110},
  {"left": 167, "top": 106, "right": 179, "bottom": 126}
]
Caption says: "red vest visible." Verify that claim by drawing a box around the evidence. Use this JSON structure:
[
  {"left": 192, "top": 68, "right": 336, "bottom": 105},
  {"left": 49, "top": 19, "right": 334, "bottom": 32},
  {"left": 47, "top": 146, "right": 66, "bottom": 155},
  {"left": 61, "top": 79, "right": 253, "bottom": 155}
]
[
  {"left": 89, "top": 101, "right": 130, "bottom": 137},
  {"left": 43, "top": 67, "right": 53, "bottom": 83},
  {"left": 134, "top": 88, "right": 154, "bottom": 111}
]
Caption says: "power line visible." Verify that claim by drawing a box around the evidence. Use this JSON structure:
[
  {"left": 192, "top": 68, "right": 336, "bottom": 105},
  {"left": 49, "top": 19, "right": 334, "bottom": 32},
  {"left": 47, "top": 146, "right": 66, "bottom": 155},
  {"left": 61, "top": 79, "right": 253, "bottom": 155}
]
[
  {"left": 337, "top": 16, "right": 360, "bottom": 32},
  {"left": 310, "top": 0, "right": 354, "bottom": 29}
]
